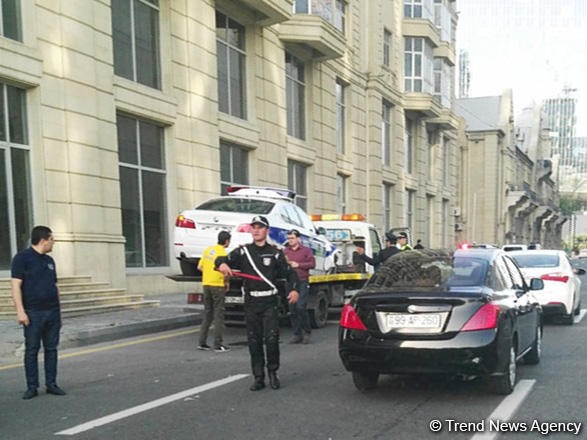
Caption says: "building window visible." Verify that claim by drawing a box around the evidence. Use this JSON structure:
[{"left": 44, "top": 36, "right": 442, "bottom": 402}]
[
  {"left": 404, "top": 116, "right": 414, "bottom": 174},
  {"left": 117, "top": 113, "right": 167, "bottom": 268},
  {"left": 382, "top": 101, "right": 393, "bottom": 166},
  {"left": 0, "top": 83, "right": 31, "bottom": 270},
  {"left": 0, "top": 0, "right": 21, "bottom": 41},
  {"left": 404, "top": 0, "right": 433, "bottom": 20},
  {"left": 337, "top": 174, "right": 346, "bottom": 214},
  {"left": 427, "top": 127, "right": 437, "bottom": 179},
  {"left": 404, "top": 37, "right": 434, "bottom": 94},
  {"left": 434, "top": 58, "right": 451, "bottom": 107},
  {"left": 288, "top": 160, "right": 308, "bottom": 211},
  {"left": 434, "top": 0, "right": 452, "bottom": 42},
  {"left": 294, "top": 0, "right": 345, "bottom": 34},
  {"left": 383, "top": 29, "right": 391, "bottom": 67},
  {"left": 220, "top": 141, "right": 249, "bottom": 194},
  {"left": 442, "top": 135, "right": 449, "bottom": 186},
  {"left": 383, "top": 183, "right": 393, "bottom": 231},
  {"left": 216, "top": 11, "right": 247, "bottom": 119},
  {"left": 112, "top": 0, "right": 161, "bottom": 89},
  {"left": 405, "top": 189, "right": 415, "bottom": 232},
  {"left": 335, "top": 79, "right": 346, "bottom": 154},
  {"left": 286, "top": 52, "right": 306, "bottom": 140}
]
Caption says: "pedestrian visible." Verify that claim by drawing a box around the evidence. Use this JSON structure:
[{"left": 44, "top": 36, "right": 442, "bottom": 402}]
[
  {"left": 283, "top": 229, "right": 315, "bottom": 345},
  {"left": 197, "top": 230, "right": 231, "bottom": 352},
  {"left": 414, "top": 239, "right": 424, "bottom": 249},
  {"left": 356, "top": 231, "right": 400, "bottom": 269},
  {"left": 351, "top": 240, "right": 367, "bottom": 273},
  {"left": 397, "top": 232, "right": 413, "bottom": 251},
  {"left": 10, "top": 225, "right": 66, "bottom": 400},
  {"left": 215, "top": 216, "right": 299, "bottom": 391}
]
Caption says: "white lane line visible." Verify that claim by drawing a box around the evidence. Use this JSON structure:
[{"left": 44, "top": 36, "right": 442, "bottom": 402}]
[
  {"left": 574, "top": 309, "right": 586, "bottom": 323},
  {"left": 55, "top": 374, "right": 249, "bottom": 436},
  {"left": 470, "top": 379, "right": 536, "bottom": 440}
]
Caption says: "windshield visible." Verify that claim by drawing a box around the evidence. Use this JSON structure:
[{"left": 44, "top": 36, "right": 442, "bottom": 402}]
[
  {"left": 510, "top": 254, "right": 559, "bottom": 268},
  {"left": 364, "top": 250, "right": 488, "bottom": 290},
  {"left": 196, "top": 198, "right": 274, "bottom": 214}
]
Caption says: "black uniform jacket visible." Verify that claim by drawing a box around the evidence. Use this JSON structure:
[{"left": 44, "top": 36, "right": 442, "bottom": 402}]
[
  {"left": 359, "top": 246, "right": 400, "bottom": 269},
  {"left": 215, "top": 242, "right": 299, "bottom": 293}
]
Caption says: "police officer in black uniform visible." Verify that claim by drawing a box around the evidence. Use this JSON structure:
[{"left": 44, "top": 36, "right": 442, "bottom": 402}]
[
  {"left": 356, "top": 231, "right": 400, "bottom": 269},
  {"left": 216, "top": 215, "right": 299, "bottom": 391}
]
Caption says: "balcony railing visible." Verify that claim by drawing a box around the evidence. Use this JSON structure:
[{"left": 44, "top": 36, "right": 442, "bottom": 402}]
[{"left": 293, "top": 0, "right": 345, "bottom": 33}]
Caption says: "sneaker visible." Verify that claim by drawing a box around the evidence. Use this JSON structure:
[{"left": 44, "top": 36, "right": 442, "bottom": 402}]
[
  {"left": 214, "top": 345, "right": 231, "bottom": 352},
  {"left": 197, "top": 344, "right": 211, "bottom": 351},
  {"left": 302, "top": 333, "right": 311, "bottom": 344}
]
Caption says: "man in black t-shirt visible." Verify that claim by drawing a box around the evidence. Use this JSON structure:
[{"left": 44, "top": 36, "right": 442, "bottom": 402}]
[
  {"left": 216, "top": 215, "right": 299, "bottom": 391},
  {"left": 11, "top": 226, "right": 66, "bottom": 400}
]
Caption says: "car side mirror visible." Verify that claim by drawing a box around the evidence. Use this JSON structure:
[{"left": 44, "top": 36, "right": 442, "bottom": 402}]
[
  {"left": 574, "top": 268, "right": 586, "bottom": 276},
  {"left": 316, "top": 227, "right": 327, "bottom": 235},
  {"left": 529, "top": 278, "right": 544, "bottom": 291}
]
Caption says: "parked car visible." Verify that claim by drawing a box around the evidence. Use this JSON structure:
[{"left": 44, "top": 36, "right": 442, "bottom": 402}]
[
  {"left": 338, "top": 248, "right": 544, "bottom": 395},
  {"left": 509, "top": 250, "right": 584, "bottom": 324},
  {"left": 173, "top": 186, "right": 337, "bottom": 275},
  {"left": 502, "top": 244, "right": 527, "bottom": 252},
  {"left": 578, "top": 249, "right": 587, "bottom": 259}
]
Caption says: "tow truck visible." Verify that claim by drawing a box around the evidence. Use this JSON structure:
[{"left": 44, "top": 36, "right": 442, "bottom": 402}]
[{"left": 168, "top": 213, "right": 382, "bottom": 328}]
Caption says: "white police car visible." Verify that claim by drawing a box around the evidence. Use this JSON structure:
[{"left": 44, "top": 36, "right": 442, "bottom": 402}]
[{"left": 173, "top": 186, "right": 337, "bottom": 275}]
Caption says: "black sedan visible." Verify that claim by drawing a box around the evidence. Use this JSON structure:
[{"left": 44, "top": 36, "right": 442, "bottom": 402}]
[{"left": 338, "top": 248, "right": 544, "bottom": 394}]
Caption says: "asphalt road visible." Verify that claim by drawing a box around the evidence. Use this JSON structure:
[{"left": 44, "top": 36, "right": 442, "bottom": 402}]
[{"left": 1, "top": 277, "right": 586, "bottom": 440}]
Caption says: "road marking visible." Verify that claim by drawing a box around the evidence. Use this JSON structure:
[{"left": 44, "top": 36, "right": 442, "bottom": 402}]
[
  {"left": 0, "top": 328, "right": 199, "bottom": 372},
  {"left": 574, "top": 309, "right": 586, "bottom": 323},
  {"left": 470, "top": 379, "right": 536, "bottom": 440},
  {"left": 55, "top": 374, "right": 249, "bottom": 436}
]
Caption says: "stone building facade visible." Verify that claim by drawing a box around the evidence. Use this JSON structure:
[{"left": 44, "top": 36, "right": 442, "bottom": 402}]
[{"left": 0, "top": 0, "right": 461, "bottom": 294}]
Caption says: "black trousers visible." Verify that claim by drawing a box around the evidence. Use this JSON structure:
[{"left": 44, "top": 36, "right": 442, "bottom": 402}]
[{"left": 244, "top": 296, "right": 279, "bottom": 380}]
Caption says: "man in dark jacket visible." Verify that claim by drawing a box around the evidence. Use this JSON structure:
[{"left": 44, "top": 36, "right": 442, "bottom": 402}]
[
  {"left": 216, "top": 216, "right": 299, "bottom": 391},
  {"left": 356, "top": 231, "right": 400, "bottom": 269}
]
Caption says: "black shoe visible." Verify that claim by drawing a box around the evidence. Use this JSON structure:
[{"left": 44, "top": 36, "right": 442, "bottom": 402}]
[
  {"left": 197, "top": 344, "right": 211, "bottom": 351},
  {"left": 214, "top": 345, "right": 231, "bottom": 352},
  {"left": 22, "top": 388, "right": 38, "bottom": 400},
  {"left": 249, "top": 379, "right": 265, "bottom": 391},
  {"left": 46, "top": 385, "right": 66, "bottom": 396},
  {"left": 268, "top": 371, "right": 280, "bottom": 390}
]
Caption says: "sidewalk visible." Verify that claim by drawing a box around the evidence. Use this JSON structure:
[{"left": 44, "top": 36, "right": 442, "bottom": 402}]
[{"left": 0, "top": 292, "right": 203, "bottom": 366}]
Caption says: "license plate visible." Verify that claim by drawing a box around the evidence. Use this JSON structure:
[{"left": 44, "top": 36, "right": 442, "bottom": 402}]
[
  {"left": 225, "top": 295, "right": 244, "bottom": 304},
  {"left": 386, "top": 313, "right": 441, "bottom": 329}
]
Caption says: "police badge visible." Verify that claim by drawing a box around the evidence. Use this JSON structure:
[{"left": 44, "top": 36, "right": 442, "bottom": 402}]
[{"left": 263, "top": 257, "right": 271, "bottom": 266}]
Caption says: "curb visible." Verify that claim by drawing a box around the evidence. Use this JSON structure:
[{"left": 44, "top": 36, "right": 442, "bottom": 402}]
[{"left": 60, "top": 314, "right": 204, "bottom": 350}]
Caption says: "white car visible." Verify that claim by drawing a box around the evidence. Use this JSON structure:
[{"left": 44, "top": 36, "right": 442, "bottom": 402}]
[
  {"left": 502, "top": 244, "right": 527, "bottom": 252},
  {"left": 173, "top": 186, "right": 337, "bottom": 275},
  {"left": 509, "top": 250, "right": 585, "bottom": 324}
]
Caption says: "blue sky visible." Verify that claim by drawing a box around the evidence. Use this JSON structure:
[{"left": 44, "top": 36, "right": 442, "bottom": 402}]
[{"left": 456, "top": 0, "right": 587, "bottom": 135}]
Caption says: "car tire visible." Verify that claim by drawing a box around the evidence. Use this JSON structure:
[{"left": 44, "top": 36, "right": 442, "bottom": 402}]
[
  {"left": 180, "top": 259, "right": 200, "bottom": 276},
  {"left": 352, "top": 371, "right": 379, "bottom": 392},
  {"left": 561, "top": 312, "right": 574, "bottom": 325},
  {"left": 492, "top": 344, "right": 516, "bottom": 395},
  {"left": 523, "top": 326, "right": 541, "bottom": 365},
  {"left": 309, "top": 291, "right": 329, "bottom": 329},
  {"left": 574, "top": 298, "right": 582, "bottom": 316}
]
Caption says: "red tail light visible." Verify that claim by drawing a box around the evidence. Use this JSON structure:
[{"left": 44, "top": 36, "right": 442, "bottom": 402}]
[
  {"left": 540, "top": 273, "right": 569, "bottom": 283},
  {"left": 236, "top": 223, "right": 252, "bottom": 233},
  {"left": 461, "top": 303, "right": 500, "bottom": 332},
  {"left": 175, "top": 215, "right": 196, "bottom": 229},
  {"left": 340, "top": 304, "right": 367, "bottom": 331}
]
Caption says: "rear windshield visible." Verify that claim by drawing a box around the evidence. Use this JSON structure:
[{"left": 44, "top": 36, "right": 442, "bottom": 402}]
[
  {"left": 196, "top": 198, "right": 274, "bottom": 214},
  {"left": 510, "top": 254, "right": 559, "bottom": 268},
  {"left": 364, "top": 250, "right": 488, "bottom": 290}
]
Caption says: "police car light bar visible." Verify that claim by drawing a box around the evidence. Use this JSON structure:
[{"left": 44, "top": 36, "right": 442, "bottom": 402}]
[
  {"left": 310, "top": 213, "right": 366, "bottom": 222},
  {"left": 226, "top": 186, "right": 296, "bottom": 200}
]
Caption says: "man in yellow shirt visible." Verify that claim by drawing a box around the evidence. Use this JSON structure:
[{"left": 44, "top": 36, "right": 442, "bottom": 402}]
[{"left": 197, "top": 231, "right": 231, "bottom": 352}]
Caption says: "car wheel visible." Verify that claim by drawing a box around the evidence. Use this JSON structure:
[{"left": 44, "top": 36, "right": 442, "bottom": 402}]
[
  {"left": 180, "top": 259, "right": 200, "bottom": 276},
  {"left": 492, "top": 344, "right": 516, "bottom": 395},
  {"left": 352, "top": 371, "right": 379, "bottom": 391},
  {"left": 574, "top": 298, "right": 582, "bottom": 316},
  {"left": 309, "top": 291, "right": 329, "bottom": 329},
  {"left": 523, "top": 326, "right": 541, "bottom": 365},
  {"left": 561, "top": 312, "right": 574, "bottom": 325}
]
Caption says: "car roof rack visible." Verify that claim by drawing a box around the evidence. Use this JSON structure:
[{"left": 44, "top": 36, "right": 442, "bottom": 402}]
[{"left": 226, "top": 185, "right": 296, "bottom": 201}]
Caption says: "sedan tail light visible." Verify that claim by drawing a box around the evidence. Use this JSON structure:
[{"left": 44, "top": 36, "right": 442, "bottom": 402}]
[
  {"left": 340, "top": 304, "right": 367, "bottom": 331},
  {"left": 175, "top": 215, "right": 196, "bottom": 229},
  {"left": 461, "top": 303, "right": 500, "bottom": 332},
  {"left": 540, "top": 273, "right": 569, "bottom": 283}
]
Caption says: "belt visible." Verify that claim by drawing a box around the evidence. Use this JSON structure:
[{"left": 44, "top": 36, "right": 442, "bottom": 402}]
[{"left": 248, "top": 289, "right": 277, "bottom": 297}]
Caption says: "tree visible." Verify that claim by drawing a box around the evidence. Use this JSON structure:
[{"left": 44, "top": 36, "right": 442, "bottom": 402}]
[{"left": 559, "top": 195, "right": 584, "bottom": 217}]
